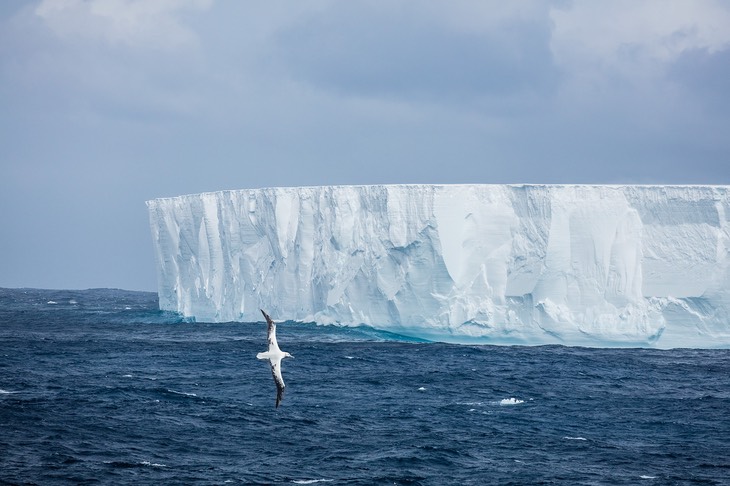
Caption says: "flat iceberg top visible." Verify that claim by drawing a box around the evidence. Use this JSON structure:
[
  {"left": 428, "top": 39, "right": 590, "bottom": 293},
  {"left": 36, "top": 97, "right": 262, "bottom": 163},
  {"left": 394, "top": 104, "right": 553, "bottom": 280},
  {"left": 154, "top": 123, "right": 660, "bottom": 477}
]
[
  {"left": 147, "top": 183, "right": 730, "bottom": 203},
  {"left": 147, "top": 184, "right": 730, "bottom": 348}
]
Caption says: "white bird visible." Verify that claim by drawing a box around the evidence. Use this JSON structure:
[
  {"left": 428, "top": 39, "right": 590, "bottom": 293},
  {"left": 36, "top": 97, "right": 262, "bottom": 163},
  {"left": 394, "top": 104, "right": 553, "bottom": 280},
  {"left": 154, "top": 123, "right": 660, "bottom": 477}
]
[{"left": 256, "top": 309, "right": 293, "bottom": 408}]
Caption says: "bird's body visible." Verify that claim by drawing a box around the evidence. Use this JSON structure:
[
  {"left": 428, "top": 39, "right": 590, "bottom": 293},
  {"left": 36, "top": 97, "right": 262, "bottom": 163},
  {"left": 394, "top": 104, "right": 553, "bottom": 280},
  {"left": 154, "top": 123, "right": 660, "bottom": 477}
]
[{"left": 257, "top": 310, "right": 293, "bottom": 408}]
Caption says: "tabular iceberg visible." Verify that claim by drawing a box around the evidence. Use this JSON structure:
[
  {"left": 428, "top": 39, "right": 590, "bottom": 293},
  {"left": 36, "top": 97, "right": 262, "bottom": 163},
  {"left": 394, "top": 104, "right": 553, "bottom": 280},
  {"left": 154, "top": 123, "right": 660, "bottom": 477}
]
[{"left": 147, "top": 185, "right": 730, "bottom": 348}]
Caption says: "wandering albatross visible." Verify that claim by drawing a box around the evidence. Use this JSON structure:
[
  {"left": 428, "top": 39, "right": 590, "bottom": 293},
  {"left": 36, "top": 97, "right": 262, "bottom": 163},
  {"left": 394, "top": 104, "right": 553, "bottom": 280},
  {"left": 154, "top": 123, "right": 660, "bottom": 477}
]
[{"left": 256, "top": 309, "right": 293, "bottom": 408}]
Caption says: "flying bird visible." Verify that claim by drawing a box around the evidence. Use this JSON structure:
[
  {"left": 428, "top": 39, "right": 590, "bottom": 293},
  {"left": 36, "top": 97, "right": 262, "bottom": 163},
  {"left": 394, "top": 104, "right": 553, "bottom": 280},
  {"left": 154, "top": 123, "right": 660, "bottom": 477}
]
[{"left": 256, "top": 309, "right": 293, "bottom": 408}]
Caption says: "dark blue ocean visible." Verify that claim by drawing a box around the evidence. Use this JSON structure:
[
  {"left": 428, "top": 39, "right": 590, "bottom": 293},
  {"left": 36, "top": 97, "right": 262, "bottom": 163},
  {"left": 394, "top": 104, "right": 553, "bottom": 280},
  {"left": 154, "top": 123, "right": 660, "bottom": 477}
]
[{"left": 1, "top": 289, "right": 729, "bottom": 485}]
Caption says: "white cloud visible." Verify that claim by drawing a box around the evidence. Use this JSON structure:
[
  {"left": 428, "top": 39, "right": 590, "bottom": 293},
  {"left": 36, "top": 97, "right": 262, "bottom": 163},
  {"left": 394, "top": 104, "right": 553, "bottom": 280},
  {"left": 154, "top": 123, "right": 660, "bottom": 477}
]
[
  {"left": 35, "top": 0, "right": 212, "bottom": 49},
  {"left": 550, "top": 0, "right": 730, "bottom": 69}
]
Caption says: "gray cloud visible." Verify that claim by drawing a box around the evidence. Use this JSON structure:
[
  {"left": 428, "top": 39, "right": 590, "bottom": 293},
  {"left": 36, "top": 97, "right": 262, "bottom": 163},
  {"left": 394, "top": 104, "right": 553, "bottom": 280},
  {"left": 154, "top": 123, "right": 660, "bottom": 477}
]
[
  {"left": 668, "top": 47, "right": 730, "bottom": 113},
  {"left": 274, "top": 2, "right": 560, "bottom": 102}
]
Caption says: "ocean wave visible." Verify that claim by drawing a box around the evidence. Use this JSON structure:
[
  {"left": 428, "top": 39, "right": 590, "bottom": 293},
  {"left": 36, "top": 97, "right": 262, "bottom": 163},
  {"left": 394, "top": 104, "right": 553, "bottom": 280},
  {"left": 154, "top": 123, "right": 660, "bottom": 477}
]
[
  {"left": 104, "top": 460, "right": 167, "bottom": 469},
  {"left": 164, "top": 389, "right": 198, "bottom": 398}
]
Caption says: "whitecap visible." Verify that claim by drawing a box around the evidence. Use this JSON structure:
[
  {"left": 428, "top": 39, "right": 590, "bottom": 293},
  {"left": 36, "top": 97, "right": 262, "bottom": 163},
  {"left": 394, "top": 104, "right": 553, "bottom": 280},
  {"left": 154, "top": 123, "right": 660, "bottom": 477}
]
[
  {"left": 47, "top": 301, "right": 57, "bottom": 305},
  {"left": 122, "top": 374, "right": 133, "bottom": 378},
  {"left": 167, "top": 389, "right": 197, "bottom": 397},
  {"left": 0, "top": 389, "right": 17, "bottom": 394},
  {"left": 640, "top": 475, "right": 656, "bottom": 480},
  {"left": 418, "top": 387, "right": 426, "bottom": 391},
  {"left": 344, "top": 356, "right": 354, "bottom": 359},
  {"left": 292, "top": 480, "right": 333, "bottom": 484},
  {"left": 563, "top": 436, "right": 587, "bottom": 441},
  {"left": 104, "top": 460, "right": 166, "bottom": 468},
  {"left": 499, "top": 398, "right": 524, "bottom": 406}
]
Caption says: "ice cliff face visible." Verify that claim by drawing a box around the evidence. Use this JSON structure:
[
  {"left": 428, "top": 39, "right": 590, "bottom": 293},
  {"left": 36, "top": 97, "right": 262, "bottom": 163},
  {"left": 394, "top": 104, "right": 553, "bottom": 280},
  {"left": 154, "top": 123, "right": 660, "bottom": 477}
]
[{"left": 147, "top": 185, "right": 730, "bottom": 348}]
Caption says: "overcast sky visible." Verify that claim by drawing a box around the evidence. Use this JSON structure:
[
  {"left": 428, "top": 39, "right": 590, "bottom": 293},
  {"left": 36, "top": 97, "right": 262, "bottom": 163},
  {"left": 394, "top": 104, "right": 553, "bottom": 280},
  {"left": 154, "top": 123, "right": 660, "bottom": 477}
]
[{"left": 1, "top": 0, "right": 729, "bottom": 291}]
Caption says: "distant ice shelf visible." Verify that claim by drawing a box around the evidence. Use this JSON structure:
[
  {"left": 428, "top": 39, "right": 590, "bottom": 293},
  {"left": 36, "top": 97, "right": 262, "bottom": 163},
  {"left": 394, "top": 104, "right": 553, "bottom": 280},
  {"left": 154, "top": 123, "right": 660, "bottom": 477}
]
[{"left": 147, "top": 184, "right": 730, "bottom": 348}]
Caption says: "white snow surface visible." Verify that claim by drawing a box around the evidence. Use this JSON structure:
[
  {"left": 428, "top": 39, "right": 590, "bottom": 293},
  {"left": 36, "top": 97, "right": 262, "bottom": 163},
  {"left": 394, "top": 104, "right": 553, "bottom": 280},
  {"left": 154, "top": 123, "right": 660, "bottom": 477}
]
[{"left": 147, "top": 184, "right": 730, "bottom": 348}]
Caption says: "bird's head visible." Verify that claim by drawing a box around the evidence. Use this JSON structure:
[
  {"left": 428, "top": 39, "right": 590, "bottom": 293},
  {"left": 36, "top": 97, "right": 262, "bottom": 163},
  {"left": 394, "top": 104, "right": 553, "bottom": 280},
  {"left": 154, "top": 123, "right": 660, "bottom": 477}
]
[{"left": 284, "top": 352, "right": 294, "bottom": 359}]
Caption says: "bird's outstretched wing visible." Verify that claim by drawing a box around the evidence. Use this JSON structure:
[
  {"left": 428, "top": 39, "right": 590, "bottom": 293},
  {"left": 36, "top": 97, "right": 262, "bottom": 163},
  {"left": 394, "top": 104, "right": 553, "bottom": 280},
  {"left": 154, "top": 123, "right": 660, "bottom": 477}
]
[
  {"left": 270, "top": 358, "right": 286, "bottom": 408},
  {"left": 261, "top": 309, "right": 279, "bottom": 352}
]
